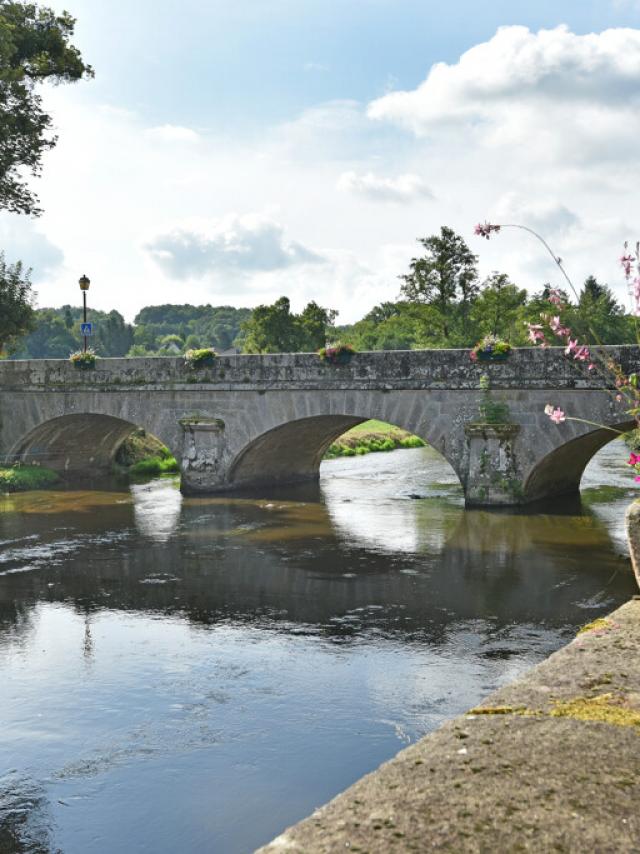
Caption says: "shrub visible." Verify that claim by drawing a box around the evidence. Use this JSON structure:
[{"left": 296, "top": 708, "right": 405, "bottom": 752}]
[
  {"left": 400, "top": 435, "right": 426, "bottom": 449},
  {"left": 184, "top": 348, "right": 217, "bottom": 369},
  {"left": 0, "top": 464, "right": 60, "bottom": 492},
  {"left": 129, "top": 455, "right": 179, "bottom": 476}
]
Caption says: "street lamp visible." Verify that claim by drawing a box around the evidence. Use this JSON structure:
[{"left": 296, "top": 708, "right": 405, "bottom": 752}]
[{"left": 79, "top": 274, "right": 90, "bottom": 353}]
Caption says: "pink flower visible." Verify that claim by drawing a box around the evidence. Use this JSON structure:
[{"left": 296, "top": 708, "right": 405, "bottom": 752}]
[
  {"left": 635, "top": 475, "right": 640, "bottom": 483},
  {"left": 544, "top": 404, "right": 566, "bottom": 424},
  {"left": 548, "top": 289, "right": 563, "bottom": 306},
  {"left": 628, "top": 453, "right": 640, "bottom": 466},
  {"left": 621, "top": 254, "right": 635, "bottom": 279},
  {"left": 574, "top": 345, "right": 591, "bottom": 362},
  {"left": 565, "top": 339, "right": 579, "bottom": 355},
  {"left": 588, "top": 363, "right": 595, "bottom": 371},
  {"left": 549, "top": 316, "right": 571, "bottom": 338},
  {"left": 527, "top": 323, "right": 545, "bottom": 344},
  {"left": 474, "top": 222, "right": 501, "bottom": 240},
  {"left": 469, "top": 350, "right": 478, "bottom": 362}
]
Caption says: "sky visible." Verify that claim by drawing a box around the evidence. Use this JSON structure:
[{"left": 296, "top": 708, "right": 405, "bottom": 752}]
[{"left": 3, "top": 0, "right": 640, "bottom": 323}]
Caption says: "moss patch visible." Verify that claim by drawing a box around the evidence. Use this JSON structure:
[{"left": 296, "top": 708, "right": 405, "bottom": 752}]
[
  {"left": 550, "top": 694, "right": 640, "bottom": 730},
  {"left": 576, "top": 618, "right": 613, "bottom": 636}
]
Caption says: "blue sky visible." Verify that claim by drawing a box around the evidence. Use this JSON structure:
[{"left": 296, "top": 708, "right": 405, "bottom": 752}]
[
  {"left": 3, "top": 0, "right": 640, "bottom": 321},
  {"left": 70, "top": 0, "right": 640, "bottom": 127}
]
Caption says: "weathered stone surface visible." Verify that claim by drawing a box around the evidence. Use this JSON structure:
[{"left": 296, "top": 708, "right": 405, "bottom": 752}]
[
  {"left": 0, "top": 348, "right": 637, "bottom": 502},
  {"left": 257, "top": 599, "right": 640, "bottom": 853},
  {"left": 626, "top": 501, "right": 640, "bottom": 590}
]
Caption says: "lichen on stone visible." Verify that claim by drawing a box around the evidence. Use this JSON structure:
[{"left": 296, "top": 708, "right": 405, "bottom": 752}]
[
  {"left": 550, "top": 693, "right": 640, "bottom": 729},
  {"left": 576, "top": 618, "right": 612, "bottom": 635}
]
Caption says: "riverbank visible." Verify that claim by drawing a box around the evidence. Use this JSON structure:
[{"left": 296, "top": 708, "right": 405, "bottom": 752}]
[
  {"left": 325, "top": 420, "right": 425, "bottom": 458},
  {"left": 0, "top": 465, "right": 60, "bottom": 492},
  {"left": 258, "top": 597, "right": 640, "bottom": 853},
  {"left": 114, "top": 429, "right": 179, "bottom": 476}
]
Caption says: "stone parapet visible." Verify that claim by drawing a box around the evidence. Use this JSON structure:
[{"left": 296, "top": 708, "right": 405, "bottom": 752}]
[{"left": 0, "top": 346, "right": 638, "bottom": 392}]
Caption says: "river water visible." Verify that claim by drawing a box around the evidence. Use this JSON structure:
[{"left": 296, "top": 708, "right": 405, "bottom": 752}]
[{"left": 0, "top": 443, "right": 637, "bottom": 853}]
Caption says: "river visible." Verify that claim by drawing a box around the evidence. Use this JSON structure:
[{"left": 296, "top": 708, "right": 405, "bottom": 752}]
[{"left": 0, "top": 443, "right": 637, "bottom": 853}]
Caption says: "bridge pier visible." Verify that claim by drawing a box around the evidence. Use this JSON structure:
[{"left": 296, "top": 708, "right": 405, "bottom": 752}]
[
  {"left": 463, "top": 423, "right": 522, "bottom": 506},
  {"left": 179, "top": 417, "right": 227, "bottom": 495}
]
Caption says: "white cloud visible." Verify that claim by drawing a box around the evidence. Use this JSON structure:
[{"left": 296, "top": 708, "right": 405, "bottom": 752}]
[
  {"left": 144, "top": 124, "right": 201, "bottom": 143},
  {"left": 368, "top": 25, "right": 640, "bottom": 164},
  {"left": 337, "top": 171, "right": 433, "bottom": 203},
  {"left": 18, "top": 25, "right": 640, "bottom": 324},
  {"left": 145, "top": 213, "right": 324, "bottom": 280},
  {"left": 0, "top": 215, "right": 64, "bottom": 283}
]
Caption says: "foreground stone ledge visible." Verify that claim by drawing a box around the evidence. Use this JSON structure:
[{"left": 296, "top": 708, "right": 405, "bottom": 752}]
[{"left": 257, "top": 599, "right": 640, "bottom": 853}]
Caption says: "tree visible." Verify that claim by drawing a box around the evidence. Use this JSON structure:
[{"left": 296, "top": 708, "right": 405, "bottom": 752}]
[
  {"left": 470, "top": 272, "right": 528, "bottom": 343},
  {"left": 297, "top": 301, "right": 337, "bottom": 351},
  {"left": 0, "top": 251, "right": 35, "bottom": 351},
  {"left": 399, "top": 226, "right": 479, "bottom": 343},
  {"left": 241, "top": 297, "right": 337, "bottom": 353},
  {"left": 570, "top": 276, "right": 630, "bottom": 344},
  {"left": 241, "top": 297, "right": 299, "bottom": 353},
  {"left": 0, "top": 1, "right": 93, "bottom": 215}
]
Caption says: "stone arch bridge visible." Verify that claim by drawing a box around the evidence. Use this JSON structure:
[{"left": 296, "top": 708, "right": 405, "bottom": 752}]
[{"left": 0, "top": 347, "right": 636, "bottom": 506}]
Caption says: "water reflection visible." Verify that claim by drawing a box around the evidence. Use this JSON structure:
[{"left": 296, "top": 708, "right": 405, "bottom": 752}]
[
  {"left": 0, "top": 444, "right": 637, "bottom": 853},
  {"left": 131, "top": 478, "right": 182, "bottom": 542}
]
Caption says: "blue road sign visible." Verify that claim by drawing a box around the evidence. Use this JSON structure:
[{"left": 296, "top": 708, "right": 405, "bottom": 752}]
[{"left": 80, "top": 322, "right": 94, "bottom": 336}]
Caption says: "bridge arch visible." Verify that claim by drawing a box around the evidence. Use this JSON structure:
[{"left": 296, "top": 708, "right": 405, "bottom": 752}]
[
  {"left": 228, "top": 411, "right": 463, "bottom": 491},
  {"left": 523, "top": 419, "right": 635, "bottom": 502},
  {"left": 8, "top": 413, "right": 178, "bottom": 476}
]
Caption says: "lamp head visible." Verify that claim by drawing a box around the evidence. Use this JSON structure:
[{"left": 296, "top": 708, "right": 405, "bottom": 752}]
[{"left": 79, "top": 274, "right": 90, "bottom": 291}]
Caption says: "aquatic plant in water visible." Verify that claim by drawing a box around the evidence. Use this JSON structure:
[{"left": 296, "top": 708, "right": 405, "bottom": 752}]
[{"left": 474, "top": 222, "right": 640, "bottom": 482}]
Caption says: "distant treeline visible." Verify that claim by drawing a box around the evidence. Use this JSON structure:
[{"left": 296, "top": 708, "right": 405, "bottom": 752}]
[
  {"left": 11, "top": 304, "right": 252, "bottom": 359},
  {"left": 9, "top": 227, "right": 639, "bottom": 359}
]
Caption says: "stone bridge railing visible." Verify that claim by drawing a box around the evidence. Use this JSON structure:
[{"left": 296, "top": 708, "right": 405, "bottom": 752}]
[{"left": 0, "top": 346, "right": 638, "bottom": 391}]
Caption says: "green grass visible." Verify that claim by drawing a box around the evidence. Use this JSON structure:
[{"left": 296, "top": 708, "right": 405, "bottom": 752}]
[
  {"left": 116, "top": 430, "right": 179, "bottom": 477},
  {"left": 0, "top": 465, "right": 60, "bottom": 492},
  {"left": 325, "top": 420, "right": 426, "bottom": 459},
  {"left": 129, "top": 455, "right": 179, "bottom": 476}
]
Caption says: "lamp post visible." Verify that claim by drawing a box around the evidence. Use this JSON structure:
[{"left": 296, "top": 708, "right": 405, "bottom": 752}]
[{"left": 79, "top": 274, "right": 90, "bottom": 353}]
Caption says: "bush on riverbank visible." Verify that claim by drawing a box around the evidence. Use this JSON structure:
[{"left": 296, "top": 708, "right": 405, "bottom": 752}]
[
  {"left": 0, "top": 465, "right": 60, "bottom": 492},
  {"left": 325, "top": 420, "right": 426, "bottom": 459},
  {"left": 115, "top": 429, "right": 179, "bottom": 476},
  {"left": 129, "top": 454, "right": 179, "bottom": 476}
]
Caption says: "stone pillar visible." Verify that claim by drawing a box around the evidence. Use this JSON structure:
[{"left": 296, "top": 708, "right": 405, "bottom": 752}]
[
  {"left": 464, "top": 423, "right": 522, "bottom": 506},
  {"left": 179, "top": 417, "right": 227, "bottom": 494}
]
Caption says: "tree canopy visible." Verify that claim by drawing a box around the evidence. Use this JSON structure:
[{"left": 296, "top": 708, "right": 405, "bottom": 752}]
[
  {"left": 0, "top": 1, "right": 93, "bottom": 215},
  {"left": 240, "top": 297, "right": 337, "bottom": 353},
  {"left": 0, "top": 252, "right": 35, "bottom": 351},
  {"left": 399, "top": 226, "right": 479, "bottom": 344}
]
